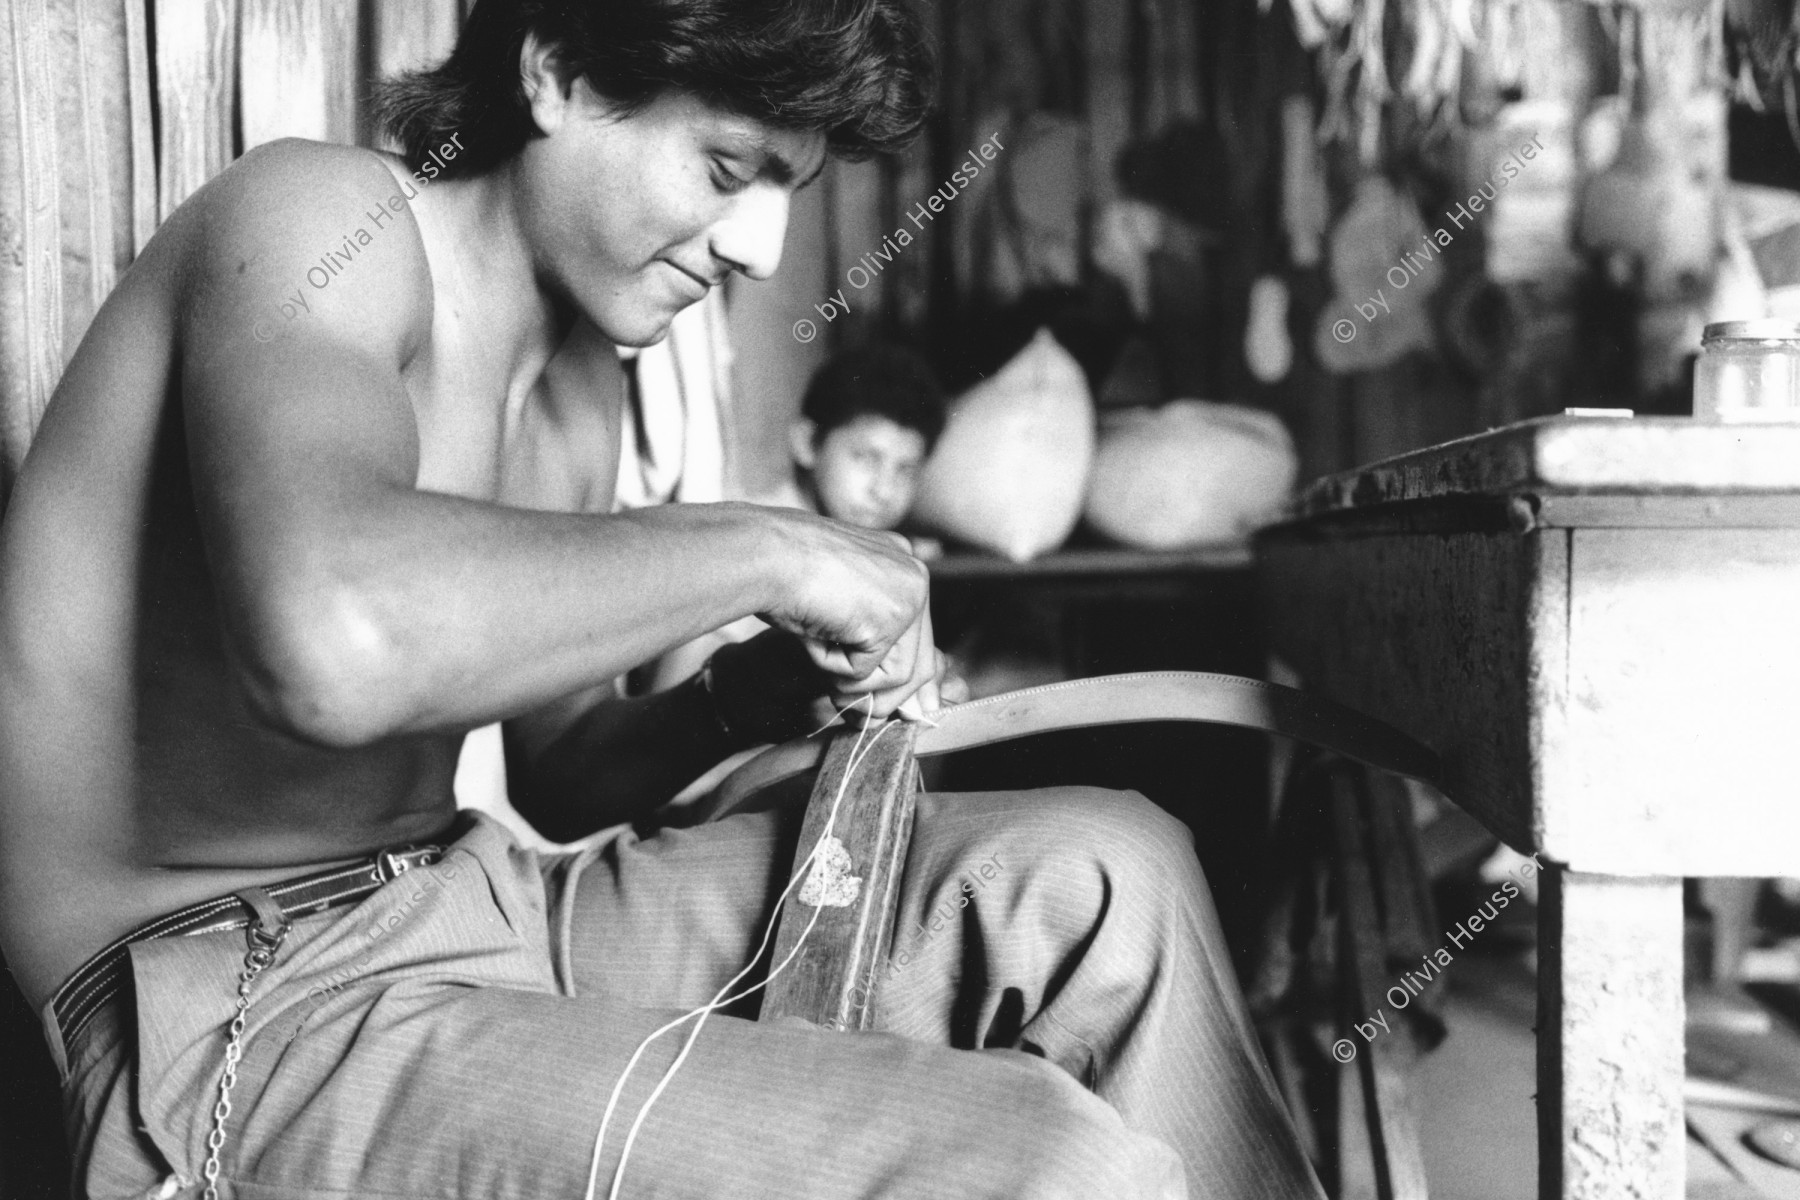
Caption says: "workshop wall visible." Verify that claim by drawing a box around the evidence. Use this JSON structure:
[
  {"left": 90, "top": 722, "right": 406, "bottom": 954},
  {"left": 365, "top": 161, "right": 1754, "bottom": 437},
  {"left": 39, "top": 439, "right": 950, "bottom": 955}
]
[
  {"left": 0, "top": 0, "right": 1287, "bottom": 510},
  {"left": 0, "top": 0, "right": 477, "bottom": 514},
  {"left": 2, "top": 0, "right": 1764, "bottom": 512}
]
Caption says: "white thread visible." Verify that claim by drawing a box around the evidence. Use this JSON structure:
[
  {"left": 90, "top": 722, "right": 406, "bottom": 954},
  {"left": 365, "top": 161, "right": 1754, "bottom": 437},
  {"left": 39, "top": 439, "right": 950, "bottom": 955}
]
[
  {"left": 584, "top": 700, "right": 892, "bottom": 1200},
  {"left": 608, "top": 722, "right": 890, "bottom": 1194},
  {"left": 595, "top": 713, "right": 890, "bottom": 1198},
  {"left": 807, "top": 691, "right": 943, "bottom": 738},
  {"left": 804, "top": 693, "right": 877, "bottom": 739}
]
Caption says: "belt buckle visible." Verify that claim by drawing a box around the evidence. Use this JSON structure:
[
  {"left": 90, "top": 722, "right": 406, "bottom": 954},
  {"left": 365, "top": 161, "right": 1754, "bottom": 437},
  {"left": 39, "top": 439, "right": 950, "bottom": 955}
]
[{"left": 375, "top": 849, "right": 414, "bottom": 884}]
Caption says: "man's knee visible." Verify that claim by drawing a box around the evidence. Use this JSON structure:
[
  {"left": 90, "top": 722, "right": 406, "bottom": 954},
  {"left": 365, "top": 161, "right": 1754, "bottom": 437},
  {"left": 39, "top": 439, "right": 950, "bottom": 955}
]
[
  {"left": 1007, "top": 785, "right": 1200, "bottom": 901},
  {"left": 1056, "top": 784, "right": 1194, "bottom": 853}
]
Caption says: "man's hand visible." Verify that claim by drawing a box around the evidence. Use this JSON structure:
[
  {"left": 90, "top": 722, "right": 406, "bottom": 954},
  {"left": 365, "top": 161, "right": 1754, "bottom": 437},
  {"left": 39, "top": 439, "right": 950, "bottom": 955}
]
[
  {"left": 815, "top": 600, "right": 960, "bottom": 723},
  {"left": 706, "top": 513, "right": 966, "bottom": 739},
  {"left": 765, "top": 514, "right": 960, "bottom": 717}
]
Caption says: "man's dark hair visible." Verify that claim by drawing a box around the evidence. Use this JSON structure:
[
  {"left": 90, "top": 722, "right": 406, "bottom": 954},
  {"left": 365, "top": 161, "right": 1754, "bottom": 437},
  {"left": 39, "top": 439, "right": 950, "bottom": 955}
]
[
  {"left": 801, "top": 343, "right": 946, "bottom": 450},
  {"left": 374, "top": 0, "right": 936, "bottom": 178}
]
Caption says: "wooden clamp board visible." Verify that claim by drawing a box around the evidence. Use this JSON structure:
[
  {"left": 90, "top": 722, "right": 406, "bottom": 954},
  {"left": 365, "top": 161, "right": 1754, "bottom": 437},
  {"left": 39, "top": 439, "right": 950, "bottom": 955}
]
[{"left": 760, "top": 721, "right": 919, "bottom": 1032}]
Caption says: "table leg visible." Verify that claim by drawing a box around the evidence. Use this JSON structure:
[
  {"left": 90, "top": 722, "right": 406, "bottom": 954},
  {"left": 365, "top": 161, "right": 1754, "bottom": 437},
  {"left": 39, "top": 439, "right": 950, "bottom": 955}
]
[
  {"left": 1537, "top": 868, "right": 1685, "bottom": 1200},
  {"left": 1698, "top": 877, "right": 1760, "bottom": 984}
]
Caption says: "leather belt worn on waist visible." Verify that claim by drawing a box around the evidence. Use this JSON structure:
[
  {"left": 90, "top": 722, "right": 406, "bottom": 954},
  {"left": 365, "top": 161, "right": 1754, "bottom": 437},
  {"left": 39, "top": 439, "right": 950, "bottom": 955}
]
[
  {"left": 50, "top": 844, "right": 447, "bottom": 1050},
  {"left": 700, "top": 671, "right": 1443, "bottom": 822}
]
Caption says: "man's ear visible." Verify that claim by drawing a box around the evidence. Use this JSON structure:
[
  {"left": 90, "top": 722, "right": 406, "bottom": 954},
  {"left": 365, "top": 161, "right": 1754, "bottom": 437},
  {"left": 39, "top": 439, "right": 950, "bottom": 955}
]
[
  {"left": 520, "top": 32, "right": 576, "bottom": 135},
  {"left": 789, "top": 419, "right": 819, "bottom": 469}
]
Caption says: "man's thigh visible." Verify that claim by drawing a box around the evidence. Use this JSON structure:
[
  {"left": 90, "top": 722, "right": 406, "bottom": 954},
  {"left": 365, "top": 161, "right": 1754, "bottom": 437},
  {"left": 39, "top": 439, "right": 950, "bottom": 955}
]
[
  {"left": 226, "top": 963, "right": 1181, "bottom": 1199},
  {"left": 539, "top": 783, "right": 1076, "bottom": 1011},
  {"left": 539, "top": 800, "right": 810, "bottom": 1010},
  {"left": 542, "top": 783, "right": 1168, "bottom": 1024}
]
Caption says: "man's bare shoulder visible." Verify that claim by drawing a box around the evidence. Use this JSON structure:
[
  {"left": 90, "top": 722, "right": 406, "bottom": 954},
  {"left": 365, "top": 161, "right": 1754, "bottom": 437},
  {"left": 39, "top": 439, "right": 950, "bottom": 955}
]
[{"left": 169, "top": 138, "right": 435, "bottom": 363}]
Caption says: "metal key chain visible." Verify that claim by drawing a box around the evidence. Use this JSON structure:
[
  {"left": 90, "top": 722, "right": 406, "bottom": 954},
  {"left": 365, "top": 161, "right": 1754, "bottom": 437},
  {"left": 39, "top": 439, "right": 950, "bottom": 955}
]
[{"left": 201, "top": 909, "right": 290, "bottom": 1200}]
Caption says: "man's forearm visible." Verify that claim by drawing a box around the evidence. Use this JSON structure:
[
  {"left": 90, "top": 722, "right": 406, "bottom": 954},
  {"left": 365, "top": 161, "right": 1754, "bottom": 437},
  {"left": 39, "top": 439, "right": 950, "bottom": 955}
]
[
  {"left": 238, "top": 493, "right": 790, "bottom": 747},
  {"left": 503, "top": 672, "right": 737, "bottom": 841}
]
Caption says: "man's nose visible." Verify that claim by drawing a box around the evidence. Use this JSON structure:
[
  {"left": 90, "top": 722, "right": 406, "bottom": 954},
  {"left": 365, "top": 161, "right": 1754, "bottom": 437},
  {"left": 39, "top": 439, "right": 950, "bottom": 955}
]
[{"left": 709, "top": 188, "right": 791, "bottom": 282}]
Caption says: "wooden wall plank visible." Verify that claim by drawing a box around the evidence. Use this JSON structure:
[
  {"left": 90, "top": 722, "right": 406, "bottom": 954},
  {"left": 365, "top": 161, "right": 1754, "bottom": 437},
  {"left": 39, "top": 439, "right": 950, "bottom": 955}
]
[
  {"left": 0, "top": 0, "right": 66, "bottom": 505},
  {"left": 155, "top": 0, "right": 238, "bottom": 219},
  {"left": 123, "top": 0, "right": 154, "bottom": 253},
  {"left": 55, "top": 0, "right": 149, "bottom": 358},
  {"left": 240, "top": 0, "right": 359, "bottom": 150},
  {"left": 63, "top": 0, "right": 117, "bottom": 331}
]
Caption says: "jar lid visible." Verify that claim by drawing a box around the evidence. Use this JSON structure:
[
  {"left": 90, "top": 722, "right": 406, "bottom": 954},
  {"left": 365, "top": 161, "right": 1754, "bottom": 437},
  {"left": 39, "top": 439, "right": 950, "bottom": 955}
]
[{"left": 1703, "top": 319, "right": 1800, "bottom": 341}]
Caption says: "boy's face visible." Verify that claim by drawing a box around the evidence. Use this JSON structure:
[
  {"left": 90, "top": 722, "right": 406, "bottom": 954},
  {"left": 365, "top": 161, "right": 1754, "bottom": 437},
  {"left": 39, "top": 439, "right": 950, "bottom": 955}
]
[
  {"left": 796, "top": 415, "right": 930, "bottom": 531},
  {"left": 517, "top": 52, "right": 827, "bottom": 346}
]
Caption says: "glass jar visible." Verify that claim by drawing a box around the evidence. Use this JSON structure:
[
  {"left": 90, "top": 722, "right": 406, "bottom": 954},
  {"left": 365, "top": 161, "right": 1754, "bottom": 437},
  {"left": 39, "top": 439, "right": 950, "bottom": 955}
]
[{"left": 1693, "top": 320, "right": 1800, "bottom": 421}]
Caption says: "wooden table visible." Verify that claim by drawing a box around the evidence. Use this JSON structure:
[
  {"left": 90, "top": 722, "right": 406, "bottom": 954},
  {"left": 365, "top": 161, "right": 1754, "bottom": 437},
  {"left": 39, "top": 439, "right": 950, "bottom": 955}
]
[{"left": 1255, "top": 415, "right": 1800, "bottom": 1200}]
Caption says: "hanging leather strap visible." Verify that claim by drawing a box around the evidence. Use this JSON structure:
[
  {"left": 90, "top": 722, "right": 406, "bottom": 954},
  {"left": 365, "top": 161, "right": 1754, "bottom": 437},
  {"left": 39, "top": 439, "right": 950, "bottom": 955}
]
[{"left": 701, "top": 671, "right": 1439, "bottom": 822}]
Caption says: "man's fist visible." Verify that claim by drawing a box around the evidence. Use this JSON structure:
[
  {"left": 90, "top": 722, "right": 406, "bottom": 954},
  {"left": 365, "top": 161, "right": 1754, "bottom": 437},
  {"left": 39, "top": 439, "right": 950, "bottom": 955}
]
[
  {"left": 760, "top": 514, "right": 929, "bottom": 679},
  {"left": 701, "top": 508, "right": 966, "bottom": 742}
]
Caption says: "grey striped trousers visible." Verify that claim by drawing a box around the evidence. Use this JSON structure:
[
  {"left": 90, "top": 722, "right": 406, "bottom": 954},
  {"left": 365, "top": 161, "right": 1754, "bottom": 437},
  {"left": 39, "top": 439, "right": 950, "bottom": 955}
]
[{"left": 57, "top": 788, "right": 1326, "bottom": 1199}]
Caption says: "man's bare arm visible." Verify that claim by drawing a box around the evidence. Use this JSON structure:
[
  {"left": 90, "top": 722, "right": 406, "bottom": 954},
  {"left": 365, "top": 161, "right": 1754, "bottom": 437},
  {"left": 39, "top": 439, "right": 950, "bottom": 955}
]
[{"left": 179, "top": 141, "right": 927, "bottom": 749}]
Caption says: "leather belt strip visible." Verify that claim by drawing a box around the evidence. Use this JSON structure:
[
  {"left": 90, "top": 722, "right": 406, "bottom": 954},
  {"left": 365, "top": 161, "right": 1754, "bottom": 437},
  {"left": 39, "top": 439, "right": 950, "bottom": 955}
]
[
  {"left": 51, "top": 845, "right": 446, "bottom": 1050},
  {"left": 704, "top": 671, "right": 1443, "bottom": 822}
]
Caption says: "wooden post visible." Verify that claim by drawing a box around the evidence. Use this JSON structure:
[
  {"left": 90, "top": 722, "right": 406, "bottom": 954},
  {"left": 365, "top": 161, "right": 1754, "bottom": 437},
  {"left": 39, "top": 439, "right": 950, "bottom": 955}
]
[
  {"left": 61, "top": 0, "right": 117, "bottom": 342},
  {"left": 0, "top": 0, "right": 64, "bottom": 507},
  {"left": 761, "top": 722, "right": 918, "bottom": 1032},
  {"left": 54, "top": 0, "right": 155, "bottom": 346},
  {"left": 1536, "top": 868, "right": 1685, "bottom": 1200},
  {"left": 155, "top": 0, "right": 237, "bottom": 220},
  {"left": 123, "top": 0, "right": 155, "bottom": 255},
  {"left": 2, "top": 0, "right": 156, "bottom": 513},
  {"left": 240, "top": 0, "right": 360, "bottom": 151}
]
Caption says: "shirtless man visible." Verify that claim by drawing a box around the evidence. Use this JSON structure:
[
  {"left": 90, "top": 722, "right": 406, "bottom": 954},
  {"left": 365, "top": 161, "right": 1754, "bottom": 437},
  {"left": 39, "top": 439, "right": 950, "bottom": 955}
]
[{"left": 0, "top": 2, "right": 1325, "bottom": 1198}]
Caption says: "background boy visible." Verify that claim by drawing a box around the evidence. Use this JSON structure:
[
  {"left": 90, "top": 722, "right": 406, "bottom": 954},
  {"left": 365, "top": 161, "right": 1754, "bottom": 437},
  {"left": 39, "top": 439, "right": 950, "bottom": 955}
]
[{"left": 769, "top": 341, "right": 946, "bottom": 532}]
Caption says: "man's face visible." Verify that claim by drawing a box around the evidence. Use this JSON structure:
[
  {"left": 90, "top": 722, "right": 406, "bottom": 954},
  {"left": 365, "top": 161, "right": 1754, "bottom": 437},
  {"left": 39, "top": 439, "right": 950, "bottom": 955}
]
[
  {"left": 517, "top": 75, "right": 827, "bottom": 346},
  {"left": 800, "top": 415, "right": 930, "bottom": 531}
]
